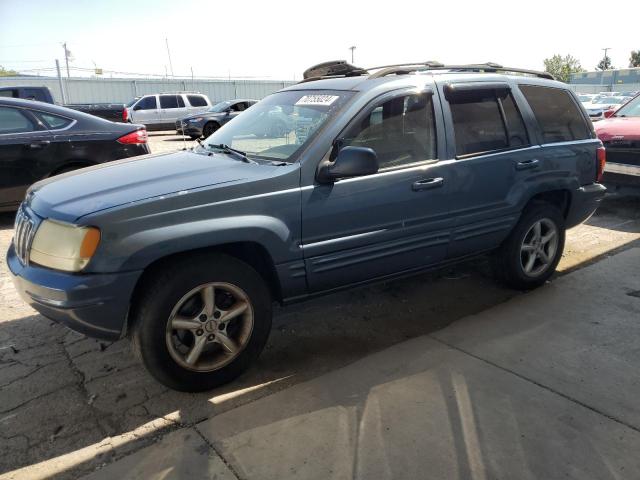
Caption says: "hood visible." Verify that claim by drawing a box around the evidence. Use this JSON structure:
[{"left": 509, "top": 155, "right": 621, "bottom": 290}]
[
  {"left": 584, "top": 102, "right": 618, "bottom": 111},
  {"left": 594, "top": 116, "right": 640, "bottom": 140},
  {"left": 28, "top": 150, "right": 275, "bottom": 222},
  {"left": 182, "top": 112, "right": 227, "bottom": 121}
]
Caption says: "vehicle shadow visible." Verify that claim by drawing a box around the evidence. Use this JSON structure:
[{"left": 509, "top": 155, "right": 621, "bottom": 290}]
[{"left": 0, "top": 258, "right": 518, "bottom": 478}]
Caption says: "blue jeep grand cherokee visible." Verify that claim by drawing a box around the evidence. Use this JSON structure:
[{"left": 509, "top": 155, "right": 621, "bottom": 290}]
[{"left": 8, "top": 61, "right": 607, "bottom": 391}]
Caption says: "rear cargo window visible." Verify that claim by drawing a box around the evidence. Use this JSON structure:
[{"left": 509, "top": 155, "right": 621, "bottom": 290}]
[
  {"left": 187, "top": 95, "right": 207, "bottom": 107},
  {"left": 449, "top": 90, "right": 529, "bottom": 156},
  {"left": 519, "top": 85, "right": 590, "bottom": 143}
]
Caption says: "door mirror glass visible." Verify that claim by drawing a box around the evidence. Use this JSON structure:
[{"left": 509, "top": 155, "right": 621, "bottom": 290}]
[{"left": 318, "top": 146, "right": 378, "bottom": 182}]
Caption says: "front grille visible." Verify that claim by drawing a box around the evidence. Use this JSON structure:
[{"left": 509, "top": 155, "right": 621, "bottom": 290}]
[
  {"left": 14, "top": 207, "right": 37, "bottom": 265},
  {"left": 603, "top": 140, "right": 640, "bottom": 167}
]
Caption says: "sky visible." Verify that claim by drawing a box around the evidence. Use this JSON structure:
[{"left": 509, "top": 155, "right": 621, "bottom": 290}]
[{"left": 0, "top": 0, "right": 639, "bottom": 80}]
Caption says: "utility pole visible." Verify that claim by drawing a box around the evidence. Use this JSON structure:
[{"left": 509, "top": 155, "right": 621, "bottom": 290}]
[
  {"left": 349, "top": 46, "right": 356, "bottom": 64},
  {"left": 602, "top": 47, "right": 611, "bottom": 69},
  {"left": 55, "top": 59, "right": 67, "bottom": 104},
  {"left": 165, "top": 38, "right": 174, "bottom": 76},
  {"left": 63, "top": 42, "right": 70, "bottom": 78}
]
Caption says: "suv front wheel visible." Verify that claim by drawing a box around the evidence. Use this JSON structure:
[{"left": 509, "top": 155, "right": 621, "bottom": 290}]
[
  {"left": 492, "top": 203, "right": 566, "bottom": 290},
  {"left": 131, "top": 253, "right": 272, "bottom": 392}
]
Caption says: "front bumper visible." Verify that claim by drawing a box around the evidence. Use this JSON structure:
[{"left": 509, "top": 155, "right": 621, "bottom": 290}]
[
  {"left": 176, "top": 120, "right": 203, "bottom": 137},
  {"left": 565, "top": 183, "right": 607, "bottom": 228},
  {"left": 7, "top": 244, "right": 142, "bottom": 340}
]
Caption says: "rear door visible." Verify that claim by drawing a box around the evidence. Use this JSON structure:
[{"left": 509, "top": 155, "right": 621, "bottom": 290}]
[
  {"left": 131, "top": 95, "right": 159, "bottom": 126},
  {"left": 159, "top": 95, "right": 187, "bottom": 126},
  {"left": 439, "top": 81, "right": 542, "bottom": 258},
  {"left": 300, "top": 88, "right": 455, "bottom": 292},
  {"left": 0, "top": 106, "right": 53, "bottom": 208}
]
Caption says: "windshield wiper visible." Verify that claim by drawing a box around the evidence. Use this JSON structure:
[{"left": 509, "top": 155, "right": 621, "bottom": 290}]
[{"left": 206, "top": 144, "right": 257, "bottom": 164}]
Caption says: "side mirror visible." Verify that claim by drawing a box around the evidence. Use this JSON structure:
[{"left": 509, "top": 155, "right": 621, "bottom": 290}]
[
  {"left": 604, "top": 109, "right": 616, "bottom": 118},
  {"left": 317, "top": 146, "right": 378, "bottom": 183}
]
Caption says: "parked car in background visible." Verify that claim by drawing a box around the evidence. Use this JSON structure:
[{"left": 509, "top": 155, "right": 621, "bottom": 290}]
[
  {"left": 126, "top": 93, "right": 211, "bottom": 130},
  {"left": 7, "top": 61, "right": 606, "bottom": 391},
  {"left": 0, "top": 97, "right": 149, "bottom": 211},
  {"left": 0, "top": 86, "right": 127, "bottom": 122},
  {"left": 582, "top": 96, "right": 627, "bottom": 120},
  {"left": 577, "top": 93, "right": 596, "bottom": 104},
  {"left": 176, "top": 99, "right": 258, "bottom": 138},
  {"left": 594, "top": 92, "right": 640, "bottom": 182}
]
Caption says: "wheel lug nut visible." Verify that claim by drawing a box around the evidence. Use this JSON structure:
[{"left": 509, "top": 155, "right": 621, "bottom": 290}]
[
  {"left": 196, "top": 329, "right": 203, "bottom": 336},
  {"left": 213, "top": 311, "right": 221, "bottom": 319},
  {"left": 199, "top": 314, "right": 207, "bottom": 322},
  {"left": 207, "top": 334, "right": 215, "bottom": 341}
]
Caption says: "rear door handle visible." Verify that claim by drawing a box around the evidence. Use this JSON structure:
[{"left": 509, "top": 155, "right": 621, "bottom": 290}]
[
  {"left": 27, "top": 140, "right": 51, "bottom": 149},
  {"left": 515, "top": 159, "right": 540, "bottom": 170},
  {"left": 412, "top": 177, "right": 444, "bottom": 191}
]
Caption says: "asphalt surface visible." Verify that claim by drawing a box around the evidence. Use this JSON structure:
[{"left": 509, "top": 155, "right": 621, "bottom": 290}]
[{"left": 1, "top": 133, "right": 639, "bottom": 478}]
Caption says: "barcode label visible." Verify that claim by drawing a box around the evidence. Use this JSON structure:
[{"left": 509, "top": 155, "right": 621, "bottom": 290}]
[{"left": 295, "top": 95, "right": 339, "bottom": 106}]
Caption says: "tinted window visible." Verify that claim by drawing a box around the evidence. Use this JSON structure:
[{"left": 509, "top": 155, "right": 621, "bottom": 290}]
[
  {"left": 233, "top": 102, "right": 246, "bottom": 112},
  {"left": 187, "top": 95, "right": 207, "bottom": 107},
  {"left": 136, "top": 96, "right": 157, "bottom": 110},
  {"left": 0, "top": 107, "right": 35, "bottom": 134},
  {"left": 177, "top": 96, "right": 185, "bottom": 108},
  {"left": 160, "top": 95, "right": 179, "bottom": 109},
  {"left": 450, "top": 90, "right": 529, "bottom": 156},
  {"left": 520, "top": 85, "right": 590, "bottom": 143},
  {"left": 0, "top": 90, "right": 17, "bottom": 98},
  {"left": 343, "top": 93, "right": 437, "bottom": 169},
  {"left": 34, "top": 112, "right": 73, "bottom": 129}
]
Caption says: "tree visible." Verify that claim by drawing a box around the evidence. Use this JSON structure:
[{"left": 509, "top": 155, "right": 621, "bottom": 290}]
[
  {"left": 0, "top": 65, "right": 18, "bottom": 77},
  {"left": 596, "top": 55, "right": 613, "bottom": 71},
  {"left": 543, "top": 54, "right": 585, "bottom": 83},
  {"left": 630, "top": 51, "right": 640, "bottom": 68}
]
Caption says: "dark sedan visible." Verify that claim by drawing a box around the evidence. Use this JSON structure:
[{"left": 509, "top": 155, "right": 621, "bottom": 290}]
[
  {"left": 176, "top": 99, "right": 257, "bottom": 139},
  {"left": 0, "top": 98, "right": 149, "bottom": 212}
]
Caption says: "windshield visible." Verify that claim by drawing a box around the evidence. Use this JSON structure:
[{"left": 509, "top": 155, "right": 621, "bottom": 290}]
[
  {"left": 201, "top": 90, "right": 354, "bottom": 162},
  {"left": 578, "top": 95, "right": 592, "bottom": 102},
  {"left": 209, "top": 101, "right": 233, "bottom": 113},
  {"left": 614, "top": 95, "right": 640, "bottom": 117},
  {"left": 126, "top": 98, "right": 140, "bottom": 107}
]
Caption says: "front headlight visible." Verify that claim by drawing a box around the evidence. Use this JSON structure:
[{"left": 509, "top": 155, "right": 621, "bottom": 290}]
[
  {"left": 189, "top": 117, "right": 203, "bottom": 122},
  {"left": 30, "top": 220, "right": 101, "bottom": 272}
]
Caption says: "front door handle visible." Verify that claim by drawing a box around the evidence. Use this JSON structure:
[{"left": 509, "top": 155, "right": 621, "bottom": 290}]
[
  {"left": 515, "top": 159, "right": 540, "bottom": 171},
  {"left": 27, "top": 140, "right": 51, "bottom": 149},
  {"left": 412, "top": 177, "right": 444, "bottom": 191}
]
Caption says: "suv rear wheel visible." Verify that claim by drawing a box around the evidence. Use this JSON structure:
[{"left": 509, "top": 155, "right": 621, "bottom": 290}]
[
  {"left": 131, "top": 253, "right": 272, "bottom": 392},
  {"left": 492, "top": 203, "right": 566, "bottom": 290}
]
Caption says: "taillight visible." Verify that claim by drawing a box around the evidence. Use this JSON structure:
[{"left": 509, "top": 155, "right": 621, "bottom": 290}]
[
  {"left": 117, "top": 129, "right": 147, "bottom": 145},
  {"left": 596, "top": 145, "right": 606, "bottom": 182},
  {"left": 122, "top": 108, "right": 128, "bottom": 122}
]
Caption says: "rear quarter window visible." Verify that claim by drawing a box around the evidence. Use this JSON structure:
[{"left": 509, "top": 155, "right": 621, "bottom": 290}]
[
  {"left": 519, "top": 85, "right": 591, "bottom": 143},
  {"left": 187, "top": 95, "right": 208, "bottom": 107}
]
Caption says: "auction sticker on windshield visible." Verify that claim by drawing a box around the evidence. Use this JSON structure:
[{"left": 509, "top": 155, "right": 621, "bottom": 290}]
[{"left": 295, "top": 95, "right": 339, "bottom": 106}]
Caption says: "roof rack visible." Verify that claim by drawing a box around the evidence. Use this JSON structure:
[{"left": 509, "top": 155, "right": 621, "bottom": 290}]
[{"left": 298, "top": 60, "right": 554, "bottom": 83}]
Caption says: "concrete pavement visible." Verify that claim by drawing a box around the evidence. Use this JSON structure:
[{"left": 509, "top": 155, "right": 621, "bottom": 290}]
[{"left": 82, "top": 247, "right": 640, "bottom": 480}]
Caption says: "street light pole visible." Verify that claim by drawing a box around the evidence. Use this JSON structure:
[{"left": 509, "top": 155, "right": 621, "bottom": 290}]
[
  {"left": 349, "top": 46, "right": 356, "bottom": 64},
  {"left": 602, "top": 47, "right": 611, "bottom": 69}
]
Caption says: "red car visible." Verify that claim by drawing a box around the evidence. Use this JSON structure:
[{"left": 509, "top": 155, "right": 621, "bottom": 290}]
[{"left": 593, "top": 93, "right": 640, "bottom": 182}]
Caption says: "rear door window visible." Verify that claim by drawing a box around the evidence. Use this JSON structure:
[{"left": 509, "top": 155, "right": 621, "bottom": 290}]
[
  {"left": 160, "top": 95, "right": 179, "bottom": 109},
  {"left": 0, "top": 107, "right": 36, "bottom": 134},
  {"left": 519, "top": 85, "right": 591, "bottom": 143},
  {"left": 136, "top": 96, "right": 157, "bottom": 110},
  {"left": 448, "top": 89, "right": 529, "bottom": 156},
  {"left": 187, "top": 95, "right": 207, "bottom": 107}
]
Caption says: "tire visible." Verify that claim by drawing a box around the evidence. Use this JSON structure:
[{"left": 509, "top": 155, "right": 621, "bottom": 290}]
[
  {"left": 491, "top": 202, "right": 566, "bottom": 290},
  {"left": 202, "top": 122, "right": 220, "bottom": 138},
  {"left": 130, "top": 252, "right": 272, "bottom": 392}
]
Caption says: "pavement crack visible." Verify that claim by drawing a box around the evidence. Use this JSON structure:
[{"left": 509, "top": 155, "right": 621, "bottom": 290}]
[
  {"left": 192, "top": 424, "right": 243, "bottom": 480},
  {"left": 429, "top": 334, "right": 640, "bottom": 435}
]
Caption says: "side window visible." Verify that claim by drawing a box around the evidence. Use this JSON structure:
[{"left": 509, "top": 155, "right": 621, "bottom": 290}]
[
  {"left": 449, "top": 90, "right": 529, "bottom": 156},
  {"left": 34, "top": 112, "right": 73, "bottom": 130},
  {"left": 0, "top": 107, "right": 36, "bottom": 134},
  {"left": 159, "top": 95, "right": 179, "bottom": 109},
  {"left": 519, "top": 85, "right": 590, "bottom": 143},
  {"left": 136, "top": 96, "right": 157, "bottom": 110},
  {"left": 187, "top": 95, "right": 207, "bottom": 107},
  {"left": 342, "top": 93, "right": 437, "bottom": 169},
  {"left": 177, "top": 96, "right": 185, "bottom": 108}
]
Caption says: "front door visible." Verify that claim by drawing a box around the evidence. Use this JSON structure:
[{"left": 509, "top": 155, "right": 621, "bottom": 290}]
[
  {"left": 131, "top": 95, "right": 159, "bottom": 127},
  {"left": 300, "top": 89, "right": 454, "bottom": 292},
  {"left": 0, "top": 106, "right": 53, "bottom": 208}
]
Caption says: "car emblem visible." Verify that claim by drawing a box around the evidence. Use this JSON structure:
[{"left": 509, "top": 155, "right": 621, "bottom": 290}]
[{"left": 611, "top": 135, "right": 625, "bottom": 141}]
